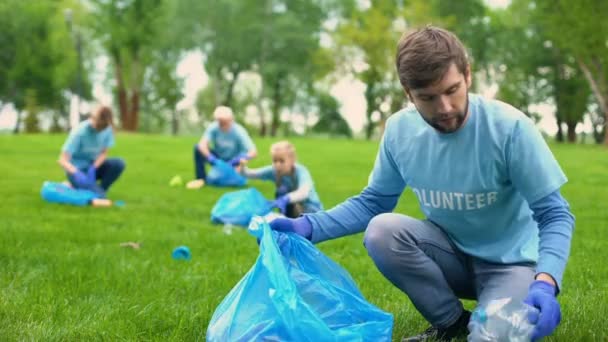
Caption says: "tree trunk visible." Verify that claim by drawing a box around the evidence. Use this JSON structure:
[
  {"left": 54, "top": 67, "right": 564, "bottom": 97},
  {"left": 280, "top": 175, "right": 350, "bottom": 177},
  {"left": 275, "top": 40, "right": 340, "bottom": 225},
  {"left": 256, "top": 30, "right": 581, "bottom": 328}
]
[
  {"left": 13, "top": 110, "right": 21, "bottom": 134},
  {"left": 364, "top": 84, "right": 375, "bottom": 140},
  {"left": 283, "top": 112, "right": 291, "bottom": 136},
  {"left": 257, "top": 0, "right": 272, "bottom": 137},
  {"left": 128, "top": 89, "right": 139, "bottom": 131},
  {"left": 577, "top": 58, "right": 608, "bottom": 144},
  {"left": 171, "top": 110, "right": 179, "bottom": 136},
  {"left": 270, "top": 77, "right": 282, "bottom": 137},
  {"left": 566, "top": 121, "right": 577, "bottom": 143},
  {"left": 555, "top": 116, "right": 564, "bottom": 142},
  {"left": 258, "top": 107, "right": 267, "bottom": 136},
  {"left": 112, "top": 51, "right": 129, "bottom": 130},
  {"left": 223, "top": 69, "right": 240, "bottom": 108}
]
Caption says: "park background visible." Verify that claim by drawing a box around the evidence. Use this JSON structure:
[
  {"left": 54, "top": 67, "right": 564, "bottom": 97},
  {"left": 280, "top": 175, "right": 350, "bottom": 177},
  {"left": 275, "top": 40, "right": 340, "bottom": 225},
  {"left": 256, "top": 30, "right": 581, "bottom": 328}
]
[{"left": 1, "top": 0, "right": 607, "bottom": 340}]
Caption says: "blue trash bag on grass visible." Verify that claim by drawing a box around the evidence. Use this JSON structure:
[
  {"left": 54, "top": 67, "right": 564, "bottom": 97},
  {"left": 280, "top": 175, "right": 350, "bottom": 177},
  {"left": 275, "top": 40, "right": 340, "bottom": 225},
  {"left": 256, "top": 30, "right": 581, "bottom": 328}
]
[
  {"left": 206, "top": 216, "right": 394, "bottom": 341},
  {"left": 41, "top": 181, "right": 100, "bottom": 206},
  {"left": 207, "top": 159, "right": 247, "bottom": 187},
  {"left": 211, "top": 188, "right": 274, "bottom": 227}
]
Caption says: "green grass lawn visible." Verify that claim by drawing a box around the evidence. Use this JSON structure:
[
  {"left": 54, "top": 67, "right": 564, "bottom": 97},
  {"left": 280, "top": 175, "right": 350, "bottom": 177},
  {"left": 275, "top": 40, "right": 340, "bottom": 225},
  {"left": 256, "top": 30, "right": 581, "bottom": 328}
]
[{"left": 0, "top": 134, "right": 607, "bottom": 341}]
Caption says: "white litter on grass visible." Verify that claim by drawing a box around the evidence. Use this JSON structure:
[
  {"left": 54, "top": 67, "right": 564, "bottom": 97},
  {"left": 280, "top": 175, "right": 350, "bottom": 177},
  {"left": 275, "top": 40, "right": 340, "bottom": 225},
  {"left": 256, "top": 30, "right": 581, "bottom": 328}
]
[{"left": 222, "top": 223, "right": 234, "bottom": 235}]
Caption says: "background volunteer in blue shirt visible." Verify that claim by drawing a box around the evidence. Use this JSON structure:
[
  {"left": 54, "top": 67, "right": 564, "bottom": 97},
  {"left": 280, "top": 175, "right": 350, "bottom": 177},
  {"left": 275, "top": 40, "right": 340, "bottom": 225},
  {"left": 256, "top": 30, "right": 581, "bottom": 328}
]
[
  {"left": 192, "top": 106, "right": 257, "bottom": 185},
  {"left": 269, "top": 26, "right": 574, "bottom": 342},
  {"left": 58, "top": 106, "right": 125, "bottom": 198},
  {"left": 242, "top": 140, "right": 323, "bottom": 218}
]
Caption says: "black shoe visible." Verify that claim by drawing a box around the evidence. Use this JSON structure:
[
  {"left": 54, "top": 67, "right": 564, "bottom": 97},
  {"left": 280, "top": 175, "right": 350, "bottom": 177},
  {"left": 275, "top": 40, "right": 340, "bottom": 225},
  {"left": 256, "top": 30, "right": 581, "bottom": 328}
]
[{"left": 402, "top": 310, "right": 471, "bottom": 342}]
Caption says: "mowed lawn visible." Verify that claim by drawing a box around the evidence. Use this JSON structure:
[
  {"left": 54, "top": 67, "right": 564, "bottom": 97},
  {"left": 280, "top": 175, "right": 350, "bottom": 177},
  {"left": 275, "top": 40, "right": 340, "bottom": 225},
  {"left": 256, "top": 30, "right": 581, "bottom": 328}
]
[{"left": 0, "top": 133, "right": 607, "bottom": 341}]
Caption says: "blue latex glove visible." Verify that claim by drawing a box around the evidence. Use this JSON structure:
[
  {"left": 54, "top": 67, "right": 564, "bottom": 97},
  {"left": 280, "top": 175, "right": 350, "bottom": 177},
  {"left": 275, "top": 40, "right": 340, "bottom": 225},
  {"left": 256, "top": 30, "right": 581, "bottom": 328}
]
[
  {"left": 524, "top": 280, "right": 561, "bottom": 341},
  {"left": 72, "top": 170, "right": 90, "bottom": 187},
  {"left": 207, "top": 154, "right": 218, "bottom": 164},
  {"left": 269, "top": 216, "right": 313, "bottom": 240},
  {"left": 271, "top": 194, "right": 290, "bottom": 214},
  {"left": 86, "top": 165, "right": 97, "bottom": 184},
  {"left": 229, "top": 154, "right": 249, "bottom": 167}
]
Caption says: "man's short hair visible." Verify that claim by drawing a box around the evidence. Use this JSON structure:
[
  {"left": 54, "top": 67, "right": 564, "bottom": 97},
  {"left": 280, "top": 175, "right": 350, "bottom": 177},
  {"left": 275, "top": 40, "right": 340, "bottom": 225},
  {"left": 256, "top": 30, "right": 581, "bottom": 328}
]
[
  {"left": 213, "top": 106, "right": 234, "bottom": 121},
  {"left": 395, "top": 26, "right": 469, "bottom": 90}
]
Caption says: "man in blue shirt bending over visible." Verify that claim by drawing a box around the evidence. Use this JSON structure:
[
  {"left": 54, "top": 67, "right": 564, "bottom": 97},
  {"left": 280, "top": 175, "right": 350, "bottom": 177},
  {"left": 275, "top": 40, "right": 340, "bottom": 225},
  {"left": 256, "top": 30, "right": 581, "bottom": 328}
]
[
  {"left": 189, "top": 106, "right": 257, "bottom": 189},
  {"left": 270, "top": 26, "right": 574, "bottom": 341}
]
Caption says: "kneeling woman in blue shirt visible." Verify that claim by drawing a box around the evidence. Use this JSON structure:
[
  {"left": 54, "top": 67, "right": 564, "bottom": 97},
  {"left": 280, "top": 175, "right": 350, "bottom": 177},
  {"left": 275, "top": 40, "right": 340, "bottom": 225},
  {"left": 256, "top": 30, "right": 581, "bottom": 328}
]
[{"left": 58, "top": 106, "right": 125, "bottom": 198}]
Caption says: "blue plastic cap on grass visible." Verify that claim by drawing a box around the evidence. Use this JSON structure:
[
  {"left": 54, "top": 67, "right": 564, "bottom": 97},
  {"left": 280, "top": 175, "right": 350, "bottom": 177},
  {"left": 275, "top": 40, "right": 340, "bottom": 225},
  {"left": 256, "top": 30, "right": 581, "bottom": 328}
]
[
  {"left": 114, "top": 200, "right": 125, "bottom": 207},
  {"left": 172, "top": 246, "right": 191, "bottom": 261}
]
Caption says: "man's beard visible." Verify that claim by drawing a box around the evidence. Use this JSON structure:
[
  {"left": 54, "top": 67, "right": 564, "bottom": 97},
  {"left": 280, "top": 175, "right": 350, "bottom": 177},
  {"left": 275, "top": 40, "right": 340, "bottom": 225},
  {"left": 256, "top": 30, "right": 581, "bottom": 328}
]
[{"left": 421, "top": 94, "right": 469, "bottom": 134}]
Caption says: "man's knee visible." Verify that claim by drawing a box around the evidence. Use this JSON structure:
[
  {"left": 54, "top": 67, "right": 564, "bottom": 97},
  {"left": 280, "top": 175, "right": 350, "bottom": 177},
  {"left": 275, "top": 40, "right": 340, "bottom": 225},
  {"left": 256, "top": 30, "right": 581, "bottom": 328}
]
[{"left": 364, "top": 213, "right": 415, "bottom": 253}]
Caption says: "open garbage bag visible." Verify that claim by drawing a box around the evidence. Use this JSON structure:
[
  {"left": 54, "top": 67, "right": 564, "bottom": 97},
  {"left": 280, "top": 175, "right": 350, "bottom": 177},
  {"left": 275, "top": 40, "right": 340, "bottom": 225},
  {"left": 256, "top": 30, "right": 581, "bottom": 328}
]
[
  {"left": 206, "top": 216, "right": 394, "bottom": 341},
  {"left": 207, "top": 159, "right": 247, "bottom": 187},
  {"left": 40, "top": 181, "right": 100, "bottom": 206},
  {"left": 211, "top": 188, "right": 273, "bottom": 227}
]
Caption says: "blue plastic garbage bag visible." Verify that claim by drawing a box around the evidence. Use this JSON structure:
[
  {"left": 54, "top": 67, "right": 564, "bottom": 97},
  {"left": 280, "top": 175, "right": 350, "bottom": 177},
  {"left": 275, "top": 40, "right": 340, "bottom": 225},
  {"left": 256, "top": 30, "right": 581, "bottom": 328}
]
[
  {"left": 206, "top": 216, "right": 394, "bottom": 341},
  {"left": 41, "top": 181, "right": 100, "bottom": 206},
  {"left": 211, "top": 188, "right": 273, "bottom": 227},
  {"left": 207, "top": 159, "right": 247, "bottom": 187}
]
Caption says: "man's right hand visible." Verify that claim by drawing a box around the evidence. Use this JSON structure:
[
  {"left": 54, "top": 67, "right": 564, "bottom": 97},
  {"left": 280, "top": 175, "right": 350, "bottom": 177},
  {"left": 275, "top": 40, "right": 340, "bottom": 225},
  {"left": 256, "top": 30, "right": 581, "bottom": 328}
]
[
  {"left": 72, "top": 170, "right": 90, "bottom": 187},
  {"left": 207, "top": 154, "right": 218, "bottom": 164},
  {"left": 269, "top": 216, "right": 313, "bottom": 240}
]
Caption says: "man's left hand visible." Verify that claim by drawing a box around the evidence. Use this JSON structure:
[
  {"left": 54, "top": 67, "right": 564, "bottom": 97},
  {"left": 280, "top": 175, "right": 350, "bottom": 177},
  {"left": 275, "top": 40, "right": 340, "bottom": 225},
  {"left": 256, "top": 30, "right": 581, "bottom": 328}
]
[{"left": 524, "top": 280, "right": 561, "bottom": 341}]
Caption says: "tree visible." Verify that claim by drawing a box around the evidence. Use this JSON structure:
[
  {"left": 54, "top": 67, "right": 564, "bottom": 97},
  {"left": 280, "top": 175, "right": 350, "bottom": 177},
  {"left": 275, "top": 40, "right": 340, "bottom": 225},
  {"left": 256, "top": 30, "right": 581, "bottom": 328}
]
[
  {"left": 0, "top": 0, "right": 86, "bottom": 133},
  {"left": 257, "top": 0, "right": 327, "bottom": 137},
  {"left": 91, "top": 0, "right": 168, "bottom": 131},
  {"left": 143, "top": 0, "right": 185, "bottom": 135},
  {"left": 177, "top": 0, "right": 265, "bottom": 108},
  {"left": 553, "top": 62, "right": 591, "bottom": 142},
  {"left": 489, "top": 1, "right": 588, "bottom": 142},
  {"left": 336, "top": 0, "right": 454, "bottom": 139},
  {"left": 23, "top": 90, "right": 41, "bottom": 133},
  {"left": 311, "top": 92, "right": 352, "bottom": 138},
  {"left": 534, "top": 0, "right": 608, "bottom": 144}
]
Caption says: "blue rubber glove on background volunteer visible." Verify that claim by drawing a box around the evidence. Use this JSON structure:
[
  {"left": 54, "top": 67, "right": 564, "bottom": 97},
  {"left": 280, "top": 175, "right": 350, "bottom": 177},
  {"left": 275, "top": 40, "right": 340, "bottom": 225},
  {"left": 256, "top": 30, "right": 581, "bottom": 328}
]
[
  {"left": 72, "top": 170, "right": 90, "bottom": 187},
  {"left": 86, "top": 165, "right": 96, "bottom": 184},
  {"left": 229, "top": 153, "right": 249, "bottom": 167},
  {"left": 207, "top": 154, "right": 218, "bottom": 165}
]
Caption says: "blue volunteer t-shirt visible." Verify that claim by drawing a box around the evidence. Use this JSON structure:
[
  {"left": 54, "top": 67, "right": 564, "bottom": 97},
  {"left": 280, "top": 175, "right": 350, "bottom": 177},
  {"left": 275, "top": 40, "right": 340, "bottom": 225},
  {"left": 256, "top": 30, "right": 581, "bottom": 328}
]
[
  {"left": 61, "top": 120, "right": 115, "bottom": 169},
  {"left": 203, "top": 122, "right": 255, "bottom": 161},
  {"left": 255, "top": 163, "right": 323, "bottom": 212},
  {"left": 308, "top": 94, "right": 567, "bottom": 267}
]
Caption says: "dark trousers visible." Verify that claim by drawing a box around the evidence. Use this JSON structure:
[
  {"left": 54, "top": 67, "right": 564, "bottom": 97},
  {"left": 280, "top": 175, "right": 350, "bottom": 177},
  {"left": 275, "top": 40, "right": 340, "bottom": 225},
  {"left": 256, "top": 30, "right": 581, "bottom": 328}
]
[{"left": 67, "top": 158, "right": 126, "bottom": 198}]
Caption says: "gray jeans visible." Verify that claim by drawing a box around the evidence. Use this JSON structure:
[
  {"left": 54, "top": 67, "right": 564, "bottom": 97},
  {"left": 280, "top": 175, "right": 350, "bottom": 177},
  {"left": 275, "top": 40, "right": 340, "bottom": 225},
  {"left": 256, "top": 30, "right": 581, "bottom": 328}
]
[{"left": 364, "top": 213, "right": 535, "bottom": 329}]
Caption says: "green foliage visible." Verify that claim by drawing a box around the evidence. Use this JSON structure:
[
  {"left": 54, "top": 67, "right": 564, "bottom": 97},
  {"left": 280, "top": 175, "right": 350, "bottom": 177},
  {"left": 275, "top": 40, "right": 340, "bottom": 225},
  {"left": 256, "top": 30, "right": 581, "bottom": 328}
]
[
  {"left": 488, "top": 0, "right": 589, "bottom": 139},
  {"left": 0, "top": 134, "right": 607, "bottom": 340},
  {"left": 533, "top": 0, "right": 608, "bottom": 143},
  {"left": 311, "top": 92, "right": 352, "bottom": 138},
  {"left": 335, "top": 0, "right": 460, "bottom": 139},
  {"left": 177, "top": 0, "right": 265, "bottom": 108},
  {"left": 0, "top": 0, "right": 85, "bottom": 112},
  {"left": 90, "top": 0, "right": 172, "bottom": 131}
]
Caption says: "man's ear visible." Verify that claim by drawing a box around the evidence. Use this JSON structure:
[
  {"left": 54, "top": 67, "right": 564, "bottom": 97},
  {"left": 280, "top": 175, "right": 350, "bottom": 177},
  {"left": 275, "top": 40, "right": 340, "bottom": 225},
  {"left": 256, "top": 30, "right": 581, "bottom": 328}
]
[{"left": 404, "top": 88, "right": 413, "bottom": 103}]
